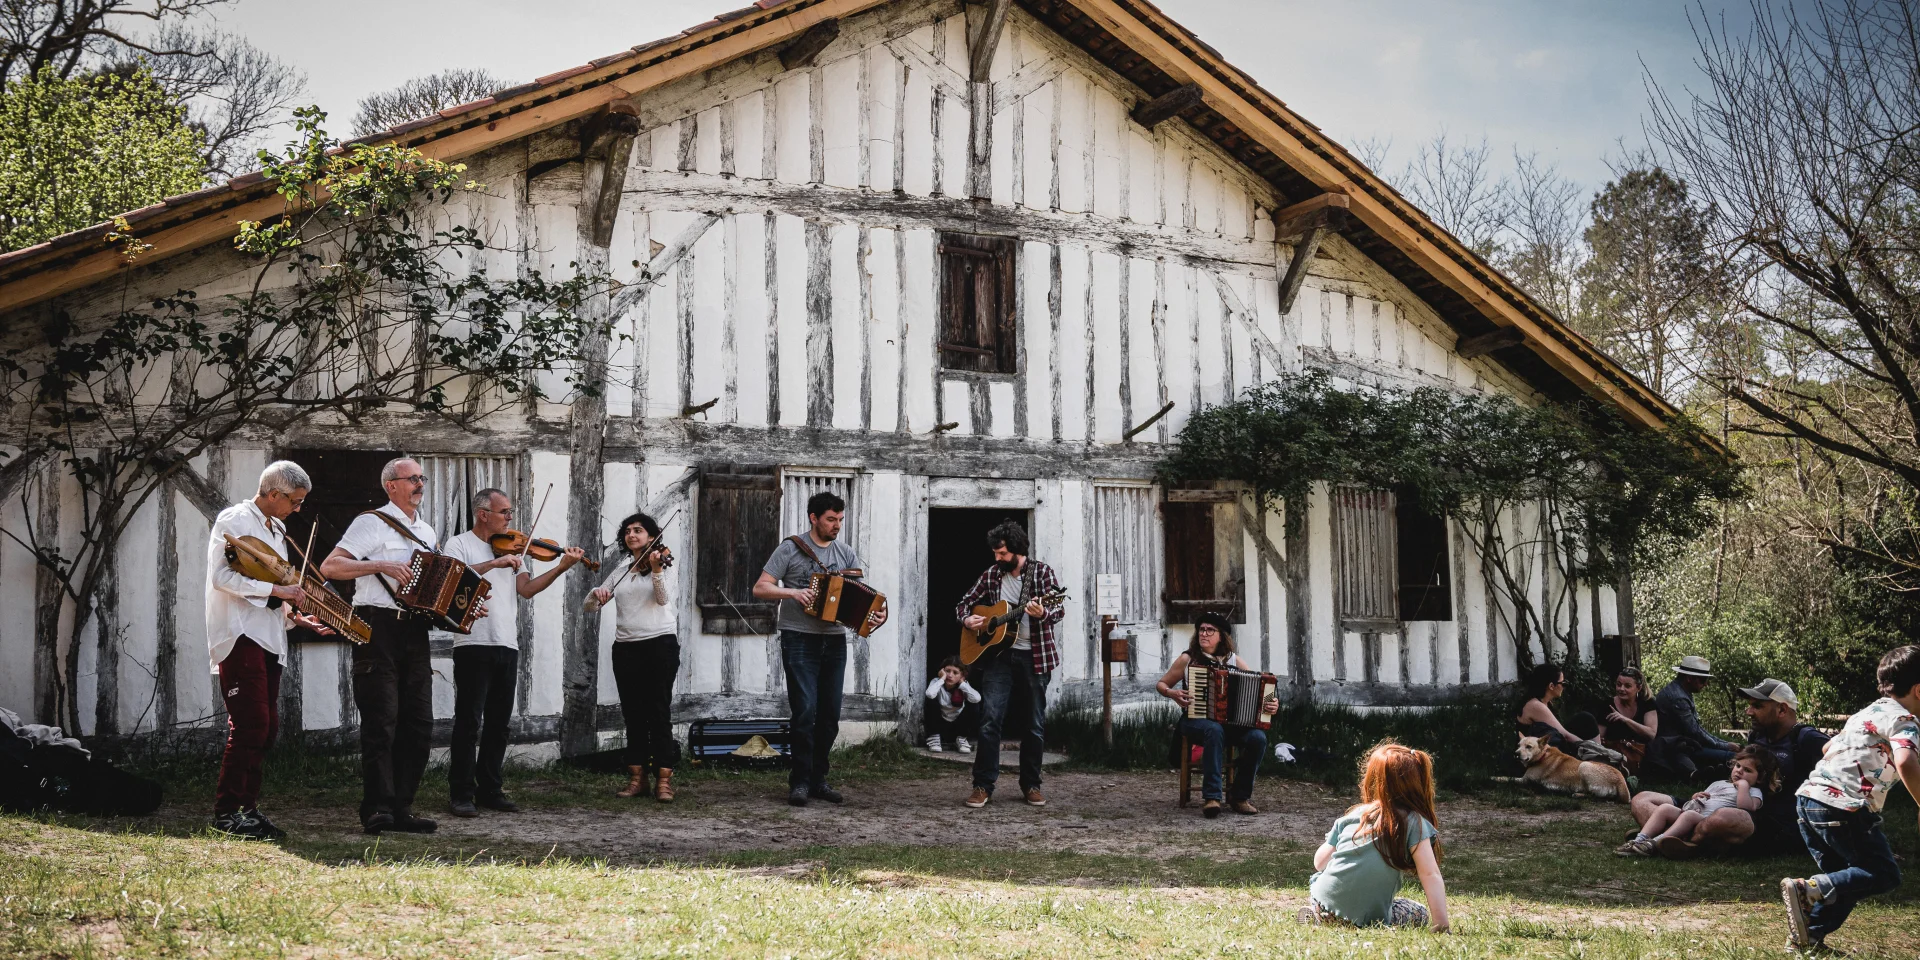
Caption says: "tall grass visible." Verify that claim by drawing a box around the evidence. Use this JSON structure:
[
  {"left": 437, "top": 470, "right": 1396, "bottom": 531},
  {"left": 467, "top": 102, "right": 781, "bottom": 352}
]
[{"left": 1047, "top": 693, "right": 1522, "bottom": 791}]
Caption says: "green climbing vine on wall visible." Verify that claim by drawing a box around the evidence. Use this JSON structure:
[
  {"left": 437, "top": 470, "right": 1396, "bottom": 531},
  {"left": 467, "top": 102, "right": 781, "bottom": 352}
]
[{"left": 1157, "top": 372, "right": 1745, "bottom": 669}]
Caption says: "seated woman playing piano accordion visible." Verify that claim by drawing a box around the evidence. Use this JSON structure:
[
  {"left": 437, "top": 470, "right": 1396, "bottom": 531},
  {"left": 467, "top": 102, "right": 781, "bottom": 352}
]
[{"left": 1154, "top": 612, "right": 1279, "bottom": 818}]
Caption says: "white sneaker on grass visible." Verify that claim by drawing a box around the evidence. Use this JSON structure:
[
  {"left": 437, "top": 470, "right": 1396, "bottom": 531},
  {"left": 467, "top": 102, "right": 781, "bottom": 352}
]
[
  {"left": 956, "top": 738, "right": 973, "bottom": 754},
  {"left": 923, "top": 736, "right": 944, "bottom": 752},
  {"left": 1780, "top": 877, "right": 1818, "bottom": 950}
]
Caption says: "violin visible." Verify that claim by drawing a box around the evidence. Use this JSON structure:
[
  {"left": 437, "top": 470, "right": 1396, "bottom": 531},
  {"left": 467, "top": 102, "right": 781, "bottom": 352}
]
[{"left": 488, "top": 531, "right": 602, "bottom": 572}]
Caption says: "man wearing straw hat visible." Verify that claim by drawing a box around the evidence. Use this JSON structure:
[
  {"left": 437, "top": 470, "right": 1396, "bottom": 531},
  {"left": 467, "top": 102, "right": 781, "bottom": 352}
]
[{"left": 1647, "top": 655, "right": 1738, "bottom": 782}]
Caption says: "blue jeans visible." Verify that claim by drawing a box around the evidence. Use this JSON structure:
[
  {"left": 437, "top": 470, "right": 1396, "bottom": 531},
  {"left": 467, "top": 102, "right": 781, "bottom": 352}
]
[
  {"left": 780, "top": 630, "right": 847, "bottom": 791},
  {"left": 1179, "top": 718, "right": 1267, "bottom": 802},
  {"left": 973, "top": 649, "right": 1050, "bottom": 794},
  {"left": 1798, "top": 795, "right": 1902, "bottom": 940}
]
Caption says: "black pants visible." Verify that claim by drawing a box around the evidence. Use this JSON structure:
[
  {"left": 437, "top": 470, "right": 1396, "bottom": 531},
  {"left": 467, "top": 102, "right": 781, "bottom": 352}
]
[
  {"left": 923, "top": 701, "right": 979, "bottom": 748},
  {"left": 449, "top": 645, "right": 519, "bottom": 804},
  {"left": 351, "top": 607, "right": 433, "bottom": 823},
  {"left": 610, "top": 635, "right": 680, "bottom": 772}
]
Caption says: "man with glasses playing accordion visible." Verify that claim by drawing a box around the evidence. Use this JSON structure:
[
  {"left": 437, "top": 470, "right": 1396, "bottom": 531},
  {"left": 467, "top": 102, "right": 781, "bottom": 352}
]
[{"left": 322, "top": 456, "right": 455, "bottom": 835}]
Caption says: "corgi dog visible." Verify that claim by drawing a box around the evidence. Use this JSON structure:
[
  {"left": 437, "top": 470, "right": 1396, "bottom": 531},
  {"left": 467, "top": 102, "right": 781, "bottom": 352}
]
[{"left": 1515, "top": 734, "right": 1631, "bottom": 802}]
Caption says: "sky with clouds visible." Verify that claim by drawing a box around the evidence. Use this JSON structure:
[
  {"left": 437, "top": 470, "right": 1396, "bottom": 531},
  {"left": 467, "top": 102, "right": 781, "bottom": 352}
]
[{"left": 209, "top": 0, "right": 1766, "bottom": 197}]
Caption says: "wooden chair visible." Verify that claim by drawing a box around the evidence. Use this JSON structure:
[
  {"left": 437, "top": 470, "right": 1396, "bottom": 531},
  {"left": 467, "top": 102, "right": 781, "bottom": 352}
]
[{"left": 1177, "top": 734, "right": 1239, "bottom": 808}]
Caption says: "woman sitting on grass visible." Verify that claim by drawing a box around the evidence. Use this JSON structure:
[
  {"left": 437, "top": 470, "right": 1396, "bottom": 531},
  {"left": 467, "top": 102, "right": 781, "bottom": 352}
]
[
  {"left": 1514, "top": 663, "right": 1589, "bottom": 750},
  {"left": 1304, "top": 742, "right": 1451, "bottom": 931}
]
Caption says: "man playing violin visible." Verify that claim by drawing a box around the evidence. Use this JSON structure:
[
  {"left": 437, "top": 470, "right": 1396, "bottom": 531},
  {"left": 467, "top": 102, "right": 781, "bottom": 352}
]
[
  {"left": 442, "top": 488, "right": 586, "bottom": 818},
  {"left": 205, "top": 460, "right": 334, "bottom": 841}
]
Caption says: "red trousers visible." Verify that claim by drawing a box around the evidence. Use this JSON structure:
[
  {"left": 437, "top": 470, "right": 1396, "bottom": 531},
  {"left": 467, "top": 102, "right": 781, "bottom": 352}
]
[{"left": 215, "top": 635, "right": 282, "bottom": 815}]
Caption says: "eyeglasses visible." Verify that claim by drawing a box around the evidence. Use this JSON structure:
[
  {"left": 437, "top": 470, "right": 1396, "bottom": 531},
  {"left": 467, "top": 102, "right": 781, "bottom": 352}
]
[
  {"left": 390, "top": 475, "right": 427, "bottom": 486},
  {"left": 481, "top": 507, "right": 513, "bottom": 518}
]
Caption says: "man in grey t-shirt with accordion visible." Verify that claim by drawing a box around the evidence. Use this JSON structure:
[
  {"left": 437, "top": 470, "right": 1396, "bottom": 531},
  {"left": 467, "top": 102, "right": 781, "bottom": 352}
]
[{"left": 753, "top": 490, "right": 888, "bottom": 807}]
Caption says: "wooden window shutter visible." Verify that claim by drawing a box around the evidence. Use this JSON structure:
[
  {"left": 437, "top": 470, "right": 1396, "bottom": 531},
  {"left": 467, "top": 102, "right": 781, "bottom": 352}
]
[
  {"left": 1333, "top": 486, "right": 1398, "bottom": 629},
  {"left": 696, "top": 466, "right": 780, "bottom": 634},
  {"left": 1395, "top": 492, "right": 1452, "bottom": 622},
  {"left": 938, "top": 232, "right": 1018, "bottom": 374},
  {"left": 1161, "top": 488, "right": 1243, "bottom": 623}
]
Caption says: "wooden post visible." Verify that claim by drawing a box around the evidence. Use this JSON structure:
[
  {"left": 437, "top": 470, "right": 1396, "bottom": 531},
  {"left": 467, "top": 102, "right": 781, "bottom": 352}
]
[
  {"left": 1101, "top": 615, "right": 1116, "bottom": 746},
  {"left": 1100, "top": 615, "right": 1128, "bottom": 746}
]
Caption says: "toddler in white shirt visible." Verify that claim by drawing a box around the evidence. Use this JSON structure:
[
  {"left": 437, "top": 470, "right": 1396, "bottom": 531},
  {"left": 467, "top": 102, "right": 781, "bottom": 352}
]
[
  {"left": 924, "top": 656, "right": 981, "bottom": 753},
  {"left": 1620, "top": 746, "right": 1777, "bottom": 858}
]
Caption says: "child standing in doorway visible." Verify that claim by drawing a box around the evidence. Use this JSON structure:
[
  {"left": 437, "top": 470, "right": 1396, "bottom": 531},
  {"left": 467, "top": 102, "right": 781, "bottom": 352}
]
[
  {"left": 1304, "top": 741, "right": 1452, "bottom": 931},
  {"left": 924, "top": 656, "right": 980, "bottom": 753}
]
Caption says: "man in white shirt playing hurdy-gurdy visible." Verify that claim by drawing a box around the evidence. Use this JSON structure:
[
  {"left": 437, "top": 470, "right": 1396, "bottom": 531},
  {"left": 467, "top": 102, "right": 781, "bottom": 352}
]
[{"left": 205, "top": 460, "right": 333, "bottom": 841}]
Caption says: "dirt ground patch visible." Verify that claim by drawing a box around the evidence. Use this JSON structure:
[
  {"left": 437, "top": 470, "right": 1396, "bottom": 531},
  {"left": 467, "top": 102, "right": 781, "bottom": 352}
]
[{"left": 231, "top": 770, "right": 1611, "bottom": 864}]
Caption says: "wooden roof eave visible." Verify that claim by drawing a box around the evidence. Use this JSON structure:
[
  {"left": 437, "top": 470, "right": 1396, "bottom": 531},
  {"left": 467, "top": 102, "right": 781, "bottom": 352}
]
[
  {"left": 1062, "top": 0, "right": 1684, "bottom": 438},
  {"left": 0, "top": 0, "right": 884, "bottom": 316}
]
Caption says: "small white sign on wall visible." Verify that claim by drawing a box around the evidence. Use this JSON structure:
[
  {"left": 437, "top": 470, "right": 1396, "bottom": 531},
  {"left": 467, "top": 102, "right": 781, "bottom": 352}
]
[{"left": 1095, "top": 574, "right": 1123, "bottom": 618}]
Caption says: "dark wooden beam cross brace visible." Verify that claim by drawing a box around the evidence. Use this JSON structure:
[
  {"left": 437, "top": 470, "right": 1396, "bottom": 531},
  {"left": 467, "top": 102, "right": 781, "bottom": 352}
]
[
  {"left": 969, "top": 0, "right": 1012, "bottom": 82},
  {"left": 1456, "top": 326, "right": 1528, "bottom": 359},
  {"left": 1274, "top": 193, "right": 1350, "bottom": 314},
  {"left": 780, "top": 18, "right": 841, "bottom": 71},
  {"left": 1131, "top": 83, "right": 1205, "bottom": 129}
]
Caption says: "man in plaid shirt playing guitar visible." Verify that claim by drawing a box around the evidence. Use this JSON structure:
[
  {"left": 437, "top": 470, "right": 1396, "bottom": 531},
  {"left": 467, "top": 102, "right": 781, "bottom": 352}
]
[{"left": 955, "top": 521, "right": 1066, "bottom": 809}]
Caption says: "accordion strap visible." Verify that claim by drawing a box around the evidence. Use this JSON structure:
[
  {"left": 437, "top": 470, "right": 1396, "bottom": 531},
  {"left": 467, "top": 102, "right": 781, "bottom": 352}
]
[
  {"left": 785, "top": 534, "right": 829, "bottom": 573},
  {"left": 360, "top": 509, "right": 439, "bottom": 554},
  {"left": 354, "top": 508, "right": 436, "bottom": 607}
]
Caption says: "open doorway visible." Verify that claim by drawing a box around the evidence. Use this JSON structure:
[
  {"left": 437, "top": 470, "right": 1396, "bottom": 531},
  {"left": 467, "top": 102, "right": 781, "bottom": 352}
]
[
  {"left": 277, "top": 449, "right": 397, "bottom": 640},
  {"left": 926, "top": 506, "right": 1032, "bottom": 677}
]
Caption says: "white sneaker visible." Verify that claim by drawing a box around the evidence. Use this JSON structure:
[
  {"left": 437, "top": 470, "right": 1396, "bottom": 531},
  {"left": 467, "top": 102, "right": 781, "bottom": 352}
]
[
  {"left": 956, "top": 738, "right": 973, "bottom": 754},
  {"left": 923, "top": 736, "right": 944, "bottom": 752}
]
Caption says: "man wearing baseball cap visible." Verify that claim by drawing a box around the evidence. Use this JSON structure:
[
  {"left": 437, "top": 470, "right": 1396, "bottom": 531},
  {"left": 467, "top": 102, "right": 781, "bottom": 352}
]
[
  {"left": 1632, "top": 676, "right": 1832, "bottom": 858},
  {"left": 1735, "top": 679, "right": 1830, "bottom": 856},
  {"left": 1647, "top": 655, "right": 1738, "bottom": 781}
]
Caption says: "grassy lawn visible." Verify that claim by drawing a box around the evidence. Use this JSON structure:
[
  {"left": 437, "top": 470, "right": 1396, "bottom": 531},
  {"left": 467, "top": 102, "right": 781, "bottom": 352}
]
[{"left": 5, "top": 738, "right": 1918, "bottom": 959}]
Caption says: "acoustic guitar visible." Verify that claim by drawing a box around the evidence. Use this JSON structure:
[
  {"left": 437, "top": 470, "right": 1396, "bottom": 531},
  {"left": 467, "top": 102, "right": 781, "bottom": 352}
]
[{"left": 958, "top": 587, "right": 1068, "bottom": 665}]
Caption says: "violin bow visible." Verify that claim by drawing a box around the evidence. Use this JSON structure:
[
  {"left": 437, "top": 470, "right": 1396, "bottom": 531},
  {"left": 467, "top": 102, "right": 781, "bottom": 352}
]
[
  {"left": 519, "top": 482, "right": 555, "bottom": 564},
  {"left": 295, "top": 521, "right": 318, "bottom": 585}
]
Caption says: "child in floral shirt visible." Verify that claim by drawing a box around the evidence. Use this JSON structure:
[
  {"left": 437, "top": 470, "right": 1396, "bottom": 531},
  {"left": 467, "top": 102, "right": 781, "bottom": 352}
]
[{"left": 1780, "top": 645, "right": 1920, "bottom": 952}]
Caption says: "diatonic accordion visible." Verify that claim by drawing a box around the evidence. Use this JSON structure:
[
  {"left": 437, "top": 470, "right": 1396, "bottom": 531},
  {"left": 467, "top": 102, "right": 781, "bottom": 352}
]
[
  {"left": 396, "top": 550, "right": 491, "bottom": 634},
  {"left": 802, "top": 573, "right": 887, "bottom": 638},
  {"left": 1185, "top": 665, "right": 1279, "bottom": 730}
]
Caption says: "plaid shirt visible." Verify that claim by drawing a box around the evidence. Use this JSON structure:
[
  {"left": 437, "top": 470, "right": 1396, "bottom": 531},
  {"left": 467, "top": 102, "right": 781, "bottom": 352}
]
[{"left": 954, "top": 558, "right": 1065, "bottom": 674}]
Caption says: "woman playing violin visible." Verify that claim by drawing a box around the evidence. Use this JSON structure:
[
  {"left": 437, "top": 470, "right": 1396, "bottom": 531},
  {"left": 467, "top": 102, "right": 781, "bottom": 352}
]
[{"left": 590, "top": 512, "right": 679, "bottom": 802}]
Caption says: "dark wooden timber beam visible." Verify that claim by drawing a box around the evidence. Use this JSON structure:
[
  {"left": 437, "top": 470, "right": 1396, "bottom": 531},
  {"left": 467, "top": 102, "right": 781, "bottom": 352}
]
[
  {"left": 969, "top": 0, "right": 1013, "bottom": 81},
  {"left": 1456, "top": 326, "right": 1528, "bottom": 359},
  {"left": 779, "top": 18, "right": 840, "bottom": 70},
  {"left": 1272, "top": 192, "right": 1350, "bottom": 238},
  {"left": 1274, "top": 192, "right": 1349, "bottom": 314},
  {"left": 1130, "top": 83, "right": 1204, "bottom": 129}
]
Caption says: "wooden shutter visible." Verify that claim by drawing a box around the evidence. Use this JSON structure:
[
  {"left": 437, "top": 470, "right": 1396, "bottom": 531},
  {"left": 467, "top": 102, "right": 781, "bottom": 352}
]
[
  {"left": 1333, "top": 486, "right": 1398, "bottom": 629},
  {"left": 696, "top": 467, "right": 780, "bottom": 634},
  {"left": 938, "top": 233, "right": 1018, "bottom": 374},
  {"left": 1161, "top": 488, "right": 1243, "bottom": 623},
  {"left": 1395, "top": 493, "right": 1452, "bottom": 622},
  {"left": 1093, "top": 483, "right": 1162, "bottom": 623}
]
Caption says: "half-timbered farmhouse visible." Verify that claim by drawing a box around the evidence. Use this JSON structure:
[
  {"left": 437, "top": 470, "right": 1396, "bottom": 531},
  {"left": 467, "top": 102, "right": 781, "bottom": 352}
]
[{"left": 0, "top": 0, "right": 1685, "bottom": 754}]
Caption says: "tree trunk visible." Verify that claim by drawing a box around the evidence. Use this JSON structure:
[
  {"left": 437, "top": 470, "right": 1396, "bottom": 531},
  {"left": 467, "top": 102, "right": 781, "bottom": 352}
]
[{"left": 559, "top": 117, "right": 638, "bottom": 757}]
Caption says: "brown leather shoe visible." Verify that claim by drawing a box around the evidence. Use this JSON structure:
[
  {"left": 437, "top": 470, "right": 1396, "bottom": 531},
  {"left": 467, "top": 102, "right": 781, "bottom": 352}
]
[
  {"left": 964, "top": 787, "right": 990, "bottom": 808},
  {"left": 1202, "top": 799, "right": 1222, "bottom": 819},
  {"left": 1231, "top": 800, "right": 1259, "bottom": 815},
  {"left": 654, "top": 768, "right": 675, "bottom": 803},
  {"left": 1024, "top": 789, "right": 1047, "bottom": 807},
  {"left": 614, "top": 765, "right": 648, "bottom": 799}
]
